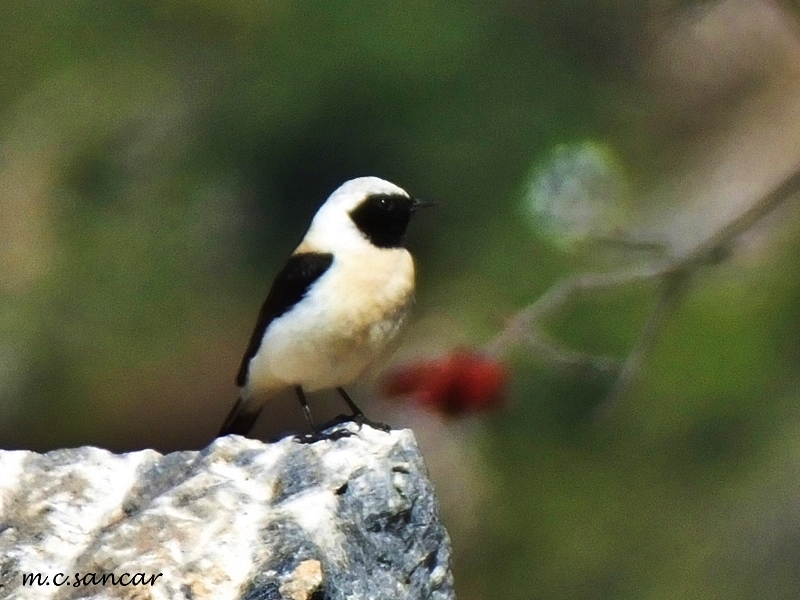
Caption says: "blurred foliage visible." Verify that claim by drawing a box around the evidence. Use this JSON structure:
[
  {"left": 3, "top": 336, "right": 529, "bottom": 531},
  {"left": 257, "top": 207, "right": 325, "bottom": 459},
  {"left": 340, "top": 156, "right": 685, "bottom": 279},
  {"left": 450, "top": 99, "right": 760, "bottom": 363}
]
[
  {"left": 524, "top": 141, "right": 631, "bottom": 249},
  {"left": 3, "top": 0, "right": 800, "bottom": 599}
]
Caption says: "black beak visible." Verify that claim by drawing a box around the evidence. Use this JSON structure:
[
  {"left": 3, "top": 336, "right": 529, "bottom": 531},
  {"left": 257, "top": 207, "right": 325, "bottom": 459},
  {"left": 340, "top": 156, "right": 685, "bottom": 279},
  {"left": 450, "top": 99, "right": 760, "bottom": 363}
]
[{"left": 411, "top": 197, "right": 436, "bottom": 211}]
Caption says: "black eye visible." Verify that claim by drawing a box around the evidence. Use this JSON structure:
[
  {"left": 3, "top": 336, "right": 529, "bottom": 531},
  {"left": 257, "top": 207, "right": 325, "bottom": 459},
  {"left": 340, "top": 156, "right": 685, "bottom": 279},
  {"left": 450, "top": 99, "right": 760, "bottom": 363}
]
[{"left": 375, "top": 196, "right": 393, "bottom": 210}]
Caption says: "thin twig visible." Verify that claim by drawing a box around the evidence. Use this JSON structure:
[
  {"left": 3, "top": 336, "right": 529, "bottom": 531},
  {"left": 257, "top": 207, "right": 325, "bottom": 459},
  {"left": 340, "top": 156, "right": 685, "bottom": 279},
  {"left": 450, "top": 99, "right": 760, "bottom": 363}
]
[
  {"left": 521, "top": 330, "right": 621, "bottom": 374},
  {"left": 680, "top": 167, "right": 800, "bottom": 267},
  {"left": 486, "top": 163, "right": 800, "bottom": 417},
  {"left": 483, "top": 262, "right": 669, "bottom": 358},
  {"left": 592, "top": 270, "right": 690, "bottom": 420}
]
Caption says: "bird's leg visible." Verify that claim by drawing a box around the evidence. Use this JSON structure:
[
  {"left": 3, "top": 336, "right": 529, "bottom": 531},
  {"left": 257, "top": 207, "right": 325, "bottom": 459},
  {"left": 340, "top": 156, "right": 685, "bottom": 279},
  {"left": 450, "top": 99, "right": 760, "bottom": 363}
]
[
  {"left": 294, "top": 385, "right": 353, "bottom": 443},
  {"left": 336, "top": 386, "right": 364, "bottom": 416},
  {"left": 295, "top": 385, "right": 316, "bottom": 432},
  {"left": 335, "top": 387, "right": 391, "bottom": 432}
]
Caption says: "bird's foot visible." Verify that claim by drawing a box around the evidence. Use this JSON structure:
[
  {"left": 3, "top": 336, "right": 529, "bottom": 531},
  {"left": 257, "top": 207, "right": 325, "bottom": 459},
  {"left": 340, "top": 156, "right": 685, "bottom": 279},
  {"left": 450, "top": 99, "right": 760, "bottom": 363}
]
[
  {"left": 293, "top": 428, "right": 355, "bottom": 444},
  {"left": 348, "top": 412, "right": 392, "bottom": 433},
  {"left": 320, "top": 412, "right": 392, "bottom": 433},
  {"left": 297, "top": 414, "right": 391, "bottom": 442}
]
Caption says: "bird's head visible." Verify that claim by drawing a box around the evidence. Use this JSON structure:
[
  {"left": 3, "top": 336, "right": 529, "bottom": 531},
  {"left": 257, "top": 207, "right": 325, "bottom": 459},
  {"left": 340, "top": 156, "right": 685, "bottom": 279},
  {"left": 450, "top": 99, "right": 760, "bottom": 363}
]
[{"left": 304, "top": 176, "right": 433, "bottom": 252}]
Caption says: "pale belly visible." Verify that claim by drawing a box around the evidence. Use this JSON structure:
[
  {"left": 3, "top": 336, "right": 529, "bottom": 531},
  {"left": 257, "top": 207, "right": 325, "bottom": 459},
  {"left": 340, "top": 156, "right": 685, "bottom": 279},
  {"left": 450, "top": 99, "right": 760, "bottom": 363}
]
[{"left": 245, "top": 249, "right": 414, "bottom": 395}]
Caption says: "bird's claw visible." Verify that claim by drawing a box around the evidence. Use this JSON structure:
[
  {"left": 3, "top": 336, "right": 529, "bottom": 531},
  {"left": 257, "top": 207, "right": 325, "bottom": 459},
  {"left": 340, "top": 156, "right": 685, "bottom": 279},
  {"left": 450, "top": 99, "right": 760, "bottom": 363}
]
[
  {"left": 322, "top": 412, "right": 392, "bottom": 433},
  {"left": 293, "top": 428, "right": 355, "bottom": 444},
  {"left": 349, "top": 412, "right": 392, "bottom": 433},
  {"left": 293, "top": 413, "right": 392, "bottom": 444}
]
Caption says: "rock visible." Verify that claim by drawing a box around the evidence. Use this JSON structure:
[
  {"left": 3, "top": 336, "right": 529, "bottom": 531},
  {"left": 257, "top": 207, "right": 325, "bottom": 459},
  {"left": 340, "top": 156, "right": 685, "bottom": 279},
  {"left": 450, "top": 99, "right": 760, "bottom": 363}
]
[{"left": 0, "top": 424, "right": 456, "bottom": 600}]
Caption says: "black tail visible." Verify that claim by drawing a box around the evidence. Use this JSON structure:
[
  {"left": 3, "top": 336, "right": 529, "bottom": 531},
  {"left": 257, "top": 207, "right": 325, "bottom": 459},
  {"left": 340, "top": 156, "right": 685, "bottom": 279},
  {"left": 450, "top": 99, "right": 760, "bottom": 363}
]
[{"left": 218, "top": 396, "right": 264, "bottom": 437}]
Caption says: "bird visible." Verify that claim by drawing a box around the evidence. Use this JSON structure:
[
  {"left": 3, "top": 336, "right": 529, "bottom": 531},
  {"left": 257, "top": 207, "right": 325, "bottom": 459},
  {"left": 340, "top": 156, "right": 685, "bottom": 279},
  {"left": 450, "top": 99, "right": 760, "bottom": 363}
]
[{"left": 218, "top": 176, "right": 433, "bottom": 441}]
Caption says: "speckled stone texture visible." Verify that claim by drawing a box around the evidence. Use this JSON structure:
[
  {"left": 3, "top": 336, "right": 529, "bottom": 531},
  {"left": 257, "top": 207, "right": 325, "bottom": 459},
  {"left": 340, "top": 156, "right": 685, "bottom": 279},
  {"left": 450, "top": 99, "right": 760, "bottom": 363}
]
[{"left": 0, "top": 424, "right": 456, "bottom": 600}]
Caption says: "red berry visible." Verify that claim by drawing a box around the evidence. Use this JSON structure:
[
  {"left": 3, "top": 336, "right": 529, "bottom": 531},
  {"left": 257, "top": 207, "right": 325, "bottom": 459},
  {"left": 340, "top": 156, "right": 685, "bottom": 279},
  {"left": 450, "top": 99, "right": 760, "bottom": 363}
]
[{"left": 382, "top": 350, "right": 507, "bottom": 416}]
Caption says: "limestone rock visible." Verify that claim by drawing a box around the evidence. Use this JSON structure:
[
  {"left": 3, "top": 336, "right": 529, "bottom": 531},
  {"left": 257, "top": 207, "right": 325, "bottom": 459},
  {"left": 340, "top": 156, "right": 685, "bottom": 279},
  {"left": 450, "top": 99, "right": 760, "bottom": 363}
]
[{"left": 0, "top": 424, "right": 456, "bottom": 600}]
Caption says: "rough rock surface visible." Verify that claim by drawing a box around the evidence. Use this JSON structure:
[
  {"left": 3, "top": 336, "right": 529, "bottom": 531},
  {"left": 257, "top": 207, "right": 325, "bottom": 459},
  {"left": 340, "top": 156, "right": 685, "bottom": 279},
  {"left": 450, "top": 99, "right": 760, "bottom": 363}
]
[{"left": 0, "top": 424, "right": 456, "bottom": 600}]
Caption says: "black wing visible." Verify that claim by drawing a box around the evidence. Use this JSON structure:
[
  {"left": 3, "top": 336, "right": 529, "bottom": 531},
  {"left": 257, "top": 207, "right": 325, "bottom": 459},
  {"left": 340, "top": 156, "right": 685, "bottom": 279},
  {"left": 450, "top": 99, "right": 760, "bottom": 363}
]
[{"left": 236, "top": 252, "right": 334, "bottom": 386}]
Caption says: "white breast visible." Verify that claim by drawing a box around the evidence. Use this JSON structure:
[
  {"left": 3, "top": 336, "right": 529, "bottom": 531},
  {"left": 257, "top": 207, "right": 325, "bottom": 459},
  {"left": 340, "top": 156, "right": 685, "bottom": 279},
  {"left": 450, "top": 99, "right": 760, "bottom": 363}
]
[{"left": 244, "top": 247, "right": 415, "bottom": 396}]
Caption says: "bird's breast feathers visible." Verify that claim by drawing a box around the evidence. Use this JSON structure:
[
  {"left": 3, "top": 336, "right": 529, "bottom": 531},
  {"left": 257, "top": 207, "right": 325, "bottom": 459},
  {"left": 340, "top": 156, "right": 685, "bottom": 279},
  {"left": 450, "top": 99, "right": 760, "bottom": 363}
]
[{"left": 246, "top": 247, "right": 415, "bottom": 394}]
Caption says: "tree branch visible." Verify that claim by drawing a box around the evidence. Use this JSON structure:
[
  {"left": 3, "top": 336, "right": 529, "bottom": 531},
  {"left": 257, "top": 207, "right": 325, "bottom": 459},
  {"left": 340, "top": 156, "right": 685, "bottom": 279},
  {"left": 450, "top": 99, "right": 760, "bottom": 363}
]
[{"left": 486, "top": 164, "right": 800, "bottom": 417}]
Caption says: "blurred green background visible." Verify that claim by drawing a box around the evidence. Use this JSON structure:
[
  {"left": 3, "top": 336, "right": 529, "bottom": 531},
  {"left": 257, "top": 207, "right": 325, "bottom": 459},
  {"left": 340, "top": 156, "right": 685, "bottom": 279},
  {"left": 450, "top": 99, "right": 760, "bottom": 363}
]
[{"left": 3, "top": 0, "right": 800, "bottom": 598}]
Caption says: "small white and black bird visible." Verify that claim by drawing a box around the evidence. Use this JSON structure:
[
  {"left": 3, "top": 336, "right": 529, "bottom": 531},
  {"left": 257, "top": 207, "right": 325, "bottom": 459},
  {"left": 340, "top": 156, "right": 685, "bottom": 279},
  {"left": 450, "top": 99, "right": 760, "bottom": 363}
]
[{"left": 219, "top": 176, "right": 432, "bottom": 440}]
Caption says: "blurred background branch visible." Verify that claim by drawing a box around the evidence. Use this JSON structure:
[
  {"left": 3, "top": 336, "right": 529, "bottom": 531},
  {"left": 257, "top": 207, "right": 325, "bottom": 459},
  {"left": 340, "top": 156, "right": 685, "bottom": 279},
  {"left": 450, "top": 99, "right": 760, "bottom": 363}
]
[{"left": 487, "top": 163, "right": 800, "bottom": 418}]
